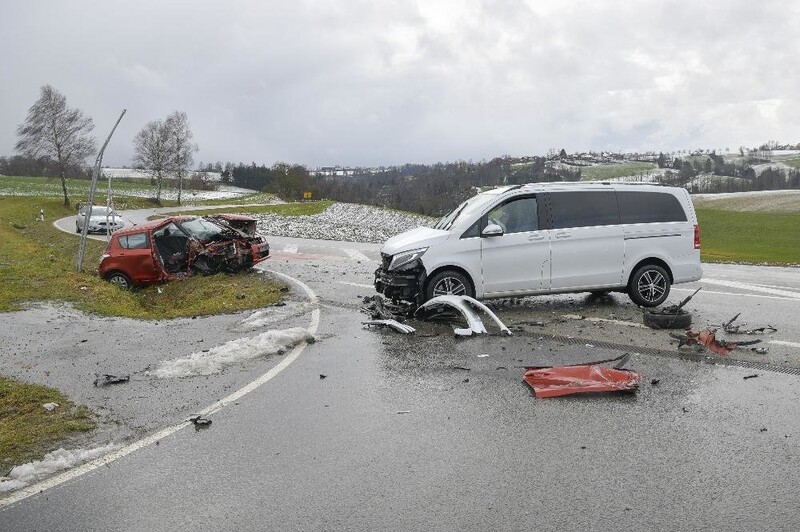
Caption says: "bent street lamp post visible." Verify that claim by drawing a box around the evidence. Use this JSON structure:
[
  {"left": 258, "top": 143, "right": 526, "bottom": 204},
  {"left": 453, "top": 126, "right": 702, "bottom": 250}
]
[{"left": 77, "top": 109, "right": 126, "bottom": 272}]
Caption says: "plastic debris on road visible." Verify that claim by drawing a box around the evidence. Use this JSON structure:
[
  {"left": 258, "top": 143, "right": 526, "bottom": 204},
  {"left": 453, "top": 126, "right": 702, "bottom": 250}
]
[
  {"left": 362, "top": 319, "right": 416, "bottom": 334},
  {"left": 722, "top": 313, "right": 778, "bottom": 335},
  {"left": 93, "top": 373, "right": 130, "bottom": 386},
  {"left": 523, "top": 353, "right": 642, "bottom": 398},
  {"left": 415, "top": 295, "right": 512, "bottom": 337}
]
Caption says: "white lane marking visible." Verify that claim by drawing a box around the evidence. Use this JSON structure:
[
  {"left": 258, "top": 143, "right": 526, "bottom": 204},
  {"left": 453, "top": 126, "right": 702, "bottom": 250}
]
[
  {"left": 701, "top": 278, "right": 800, "bottom": 300},
  {"left": 338, "top": 281, "right": 375, "bottom": 289},
  {"left": 343, "top": 248, "right": 374, "bottom": 262},
  {"left": 562, "top": 314, "right": 647, "bottom": 329},
  {"left": 282, "top": 245, "right": 299, "bottom": 254},
  {"left": 671, "top": 287, "right": 796, "bottom": 302},
  {"left": 769, "top": 340, "right": 800, "bottom": 349},
  {"left": 0, "top": 269, "right": 319, "bottom": 510}
]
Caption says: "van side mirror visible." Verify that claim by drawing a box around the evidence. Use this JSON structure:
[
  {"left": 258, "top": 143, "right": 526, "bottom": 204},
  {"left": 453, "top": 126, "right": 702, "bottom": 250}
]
[{"left": 482, "top": 224, "right": 504, "bottom": 237}]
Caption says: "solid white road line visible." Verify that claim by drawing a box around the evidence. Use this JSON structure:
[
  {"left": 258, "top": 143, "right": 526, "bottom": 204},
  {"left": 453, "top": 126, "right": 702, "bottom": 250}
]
[
  {"left": 701, "top": 278, "right": 800, "bottom": 300},
  {"left": 671, "top": 287, "right": 797, "bottom": 302},
  {"left": 282, "top": 245, "right": 299, "bottom": 254},
  {"left": 0, "top": 269, "right": 319, "bottom": 510},
  {"left": 769, "top": 340, "right": 800, "bottom": 349}
]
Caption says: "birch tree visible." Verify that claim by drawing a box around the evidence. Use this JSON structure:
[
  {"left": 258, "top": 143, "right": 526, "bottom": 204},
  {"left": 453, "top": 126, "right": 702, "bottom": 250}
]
[
  {"left": 132, "top": 112, "right": 197, "bottom": 204},
  {"left": 16, "top": 85, "right": 96, "bottom": 207},
  {"left": 164, "top": 111, "right": 197, "bottom": 205},
  {"left": 132, "top": 118, "right": 172, "bottom": 204}
]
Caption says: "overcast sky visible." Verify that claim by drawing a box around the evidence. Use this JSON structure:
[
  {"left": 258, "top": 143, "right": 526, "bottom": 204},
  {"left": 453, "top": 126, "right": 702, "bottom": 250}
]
[{"left": 1, "top": 0, "right": 798, "bottom": 168}]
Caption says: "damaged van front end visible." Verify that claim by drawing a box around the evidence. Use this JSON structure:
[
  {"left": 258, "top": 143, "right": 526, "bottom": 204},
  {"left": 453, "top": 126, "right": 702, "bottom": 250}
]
[
  {"left": 375, "top": 247, "right": 428, "bottom": 303},
  {"left": 374, "top": 225, "right": 455, "bottom": 303}
]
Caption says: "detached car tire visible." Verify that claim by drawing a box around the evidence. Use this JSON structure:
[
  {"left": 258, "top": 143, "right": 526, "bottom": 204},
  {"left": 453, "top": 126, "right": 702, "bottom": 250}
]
[
  {"left": 106, "top": 272, "right": 133, "bottom": 290},
  {"left": 643, "top": 309, "right": 692, "bottom": 329},
  {"left": 426, "top": 270, "right": 474, "bottom": 300},
  {"left": 629, "top": 264, "right": 670, "bottom": 307}
]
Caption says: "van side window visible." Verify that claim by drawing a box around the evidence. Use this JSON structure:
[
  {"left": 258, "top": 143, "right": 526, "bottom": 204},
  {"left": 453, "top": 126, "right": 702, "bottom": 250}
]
[
  {"left": 120, "top": 233, "right": 149, "bottom": 249},
  {"left": 617, "top": 191, "right": 687, "bottom": 223},
  {"left": 486, "top": 196, "right": 538, "bottom": 234},
  {"left": 550, "top": 191, "right": 620, "bottom": 228}
]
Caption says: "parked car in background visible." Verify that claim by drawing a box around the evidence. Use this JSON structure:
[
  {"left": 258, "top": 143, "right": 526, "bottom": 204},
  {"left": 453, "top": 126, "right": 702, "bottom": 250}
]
[
  {"left": 98, "top": 214, "right": 270, "bottom": 289},
  {"left": 75, "top": 205, "right": 125, "bottom": 234},
  {"left": 375, "top": 182, "right": 702, "bottom": 307}
]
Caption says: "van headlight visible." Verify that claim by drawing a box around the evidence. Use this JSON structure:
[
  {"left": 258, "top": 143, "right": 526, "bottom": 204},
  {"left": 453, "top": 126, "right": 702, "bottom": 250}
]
[{"left": 388, "top": 247, "right": 427, "bottom": 271}]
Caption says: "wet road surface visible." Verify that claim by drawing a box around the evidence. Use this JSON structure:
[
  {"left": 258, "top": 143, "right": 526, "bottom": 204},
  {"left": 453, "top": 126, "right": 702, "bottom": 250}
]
[{"left": 3, "top": 229, "right": 800, "bottom": 530}]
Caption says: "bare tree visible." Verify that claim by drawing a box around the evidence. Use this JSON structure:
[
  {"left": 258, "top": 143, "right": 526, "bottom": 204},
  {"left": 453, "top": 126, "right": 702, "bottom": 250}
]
[
  {"left": 16, "top": 85, "right": 96, "bottom": 207},
  {"left": 132, "top": 111, "right": 197, "bottom": 204},
  {"left": 165, "top": 111, "right": 198, "bottom": 205},
  {"left": 132, "top": 118, "right": 172, "bottom": 204}
]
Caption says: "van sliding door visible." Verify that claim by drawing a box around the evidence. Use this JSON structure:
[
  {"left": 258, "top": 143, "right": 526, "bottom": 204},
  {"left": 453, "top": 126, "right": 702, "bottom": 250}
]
[{"left": 546, "top": 191, "right": 624, "bottom": 290}]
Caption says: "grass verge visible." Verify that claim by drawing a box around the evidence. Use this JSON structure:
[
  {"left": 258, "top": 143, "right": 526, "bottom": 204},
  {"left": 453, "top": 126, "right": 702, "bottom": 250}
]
[
  {"left": 580, "top": 162, "right": 658, "bottom": 181},
  {"left": 0, "top": 376, "right": 95, "bottom": 473},
  {"left": 697, "top": 208, "right": 800, "bottom": 265}
]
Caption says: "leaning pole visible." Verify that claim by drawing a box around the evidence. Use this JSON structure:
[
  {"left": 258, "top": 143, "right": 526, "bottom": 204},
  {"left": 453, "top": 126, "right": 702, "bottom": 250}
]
[{"left": 76, "top": 109, "right": 126, "bottom": 272}]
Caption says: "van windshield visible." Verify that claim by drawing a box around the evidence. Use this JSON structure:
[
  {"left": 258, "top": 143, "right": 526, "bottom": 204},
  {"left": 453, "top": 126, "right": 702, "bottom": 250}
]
[{"left": 434, "top": 193, "right": 497, "bottom": 231}]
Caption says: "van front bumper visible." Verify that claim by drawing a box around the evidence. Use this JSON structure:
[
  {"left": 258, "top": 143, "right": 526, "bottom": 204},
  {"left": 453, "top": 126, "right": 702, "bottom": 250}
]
[{"left": 374, "top": 265, "right": 426, "bottom": 303}]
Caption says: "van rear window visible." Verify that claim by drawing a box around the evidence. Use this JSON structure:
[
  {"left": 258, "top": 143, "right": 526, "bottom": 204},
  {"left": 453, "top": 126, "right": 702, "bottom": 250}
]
[
  {"left": 617, "top": 191, "right": 687, "bottom": 223},
  {"left": 550, "top": 191, "right": 620, "bottom": 228}
]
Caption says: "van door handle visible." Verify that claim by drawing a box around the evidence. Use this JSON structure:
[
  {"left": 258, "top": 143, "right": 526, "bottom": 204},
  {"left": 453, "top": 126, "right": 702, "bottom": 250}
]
[
  {"left": 528, "top": 235, "right": 546, "bottom": 242},
  {"left": 554, "top": 231, "right": 571, "bottom": 239}
]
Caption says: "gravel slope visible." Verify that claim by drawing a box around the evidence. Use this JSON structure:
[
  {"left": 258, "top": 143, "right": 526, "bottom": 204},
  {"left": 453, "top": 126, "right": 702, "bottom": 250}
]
[{"left": 254, "top": 202, "right": 435, "bottom": 243}]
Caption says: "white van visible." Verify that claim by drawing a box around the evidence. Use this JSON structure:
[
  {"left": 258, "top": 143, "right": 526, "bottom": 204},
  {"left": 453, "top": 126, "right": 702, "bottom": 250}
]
[{"left": 374, "top": 182, "right": 702, "bottom": 307}]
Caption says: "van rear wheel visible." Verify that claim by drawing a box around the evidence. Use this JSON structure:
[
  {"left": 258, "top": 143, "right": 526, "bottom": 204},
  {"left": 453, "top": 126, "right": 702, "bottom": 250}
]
[
  {"left": 426, "top": 270, "right": 474, "bottom": 300},
  {"left": 629, "top": 265, "right": 670, "bottom": 307}
]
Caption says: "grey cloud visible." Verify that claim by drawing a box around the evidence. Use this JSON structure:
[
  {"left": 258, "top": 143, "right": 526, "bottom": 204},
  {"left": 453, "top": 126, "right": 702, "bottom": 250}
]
[{"left": 1, "top": 0, "right": 799, "bottom": 169}]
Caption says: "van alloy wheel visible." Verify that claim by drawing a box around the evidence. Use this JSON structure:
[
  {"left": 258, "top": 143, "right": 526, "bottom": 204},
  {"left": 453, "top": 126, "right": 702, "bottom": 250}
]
[
  {"left": 426, "top": 270, "right": 475, "bottom": 300},
  {"left": 629, "top": 265, "right": 670, "bottom": 307}
]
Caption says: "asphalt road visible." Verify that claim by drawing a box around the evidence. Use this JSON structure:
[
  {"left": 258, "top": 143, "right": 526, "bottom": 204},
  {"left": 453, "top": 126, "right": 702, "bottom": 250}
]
[{"left": 3, "top": 219, "right": 800, "bottom": 530}]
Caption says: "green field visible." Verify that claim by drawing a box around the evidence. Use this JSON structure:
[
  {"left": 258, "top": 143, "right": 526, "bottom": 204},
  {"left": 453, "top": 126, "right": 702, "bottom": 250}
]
[
  {"left": 0, "top": 376, "right": 95, "bottom": 473},
  {"left": 164, "top": 200, "right": 332, "bottom": 217},
  {"left": 580, "top": 162, "right": 658, "bottom": 181},
  {"left": 696, "top": 208, "right": 800, "bottom": 265}
]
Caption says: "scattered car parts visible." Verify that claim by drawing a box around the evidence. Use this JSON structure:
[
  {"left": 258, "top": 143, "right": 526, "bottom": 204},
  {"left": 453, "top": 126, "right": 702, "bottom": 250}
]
[
  {"left": 722, "top": 313, "right": 777, "bottom": 335},
  {"left": 523, "top": 353, "right": 642, "bottom": 398},
  {"left": 189, "top": 415, "right": 212, "bottom": 429},
  {"left": 414, "top": 295, "right": 512, "bottom": 336},
  {"left": 93, "top": 373, "right": 130, "bottom": 386},
  {"left": 362, "top": 319, "right": 416, "bottom": 334},
  {"left": 642, "top": 288, "right": 700, "bottom": 329},
  {"left": 670, "top": 328, "right": 762, "bottom": 356}
]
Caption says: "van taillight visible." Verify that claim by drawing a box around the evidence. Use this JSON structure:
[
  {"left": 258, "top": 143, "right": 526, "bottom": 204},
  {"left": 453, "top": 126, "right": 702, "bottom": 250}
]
[{"left": 693, "top": 225, "right": 701, "bottom": 249}]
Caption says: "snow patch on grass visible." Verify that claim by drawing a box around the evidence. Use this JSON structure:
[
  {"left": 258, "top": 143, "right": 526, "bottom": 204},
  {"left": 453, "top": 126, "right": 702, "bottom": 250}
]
[
  {"left": 148, "top": 327, "right": 314, "bottom": 378},
  {"left": 0, "top": 444, "right": 120, "bottom": 493}
]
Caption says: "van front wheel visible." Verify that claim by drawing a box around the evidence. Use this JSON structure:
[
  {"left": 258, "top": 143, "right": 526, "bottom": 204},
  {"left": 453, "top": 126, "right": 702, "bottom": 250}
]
[
  {"left": 426, "top": 270, "right": 474, "bottom": 300},
  {"left": 629, "top": 265, "right": 670, "bottom": 307}
]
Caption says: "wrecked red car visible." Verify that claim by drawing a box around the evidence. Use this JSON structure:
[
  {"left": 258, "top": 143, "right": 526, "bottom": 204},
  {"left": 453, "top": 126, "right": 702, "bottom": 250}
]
[{"left": 98, "top": 215, "right": 269, "bottom": 289}]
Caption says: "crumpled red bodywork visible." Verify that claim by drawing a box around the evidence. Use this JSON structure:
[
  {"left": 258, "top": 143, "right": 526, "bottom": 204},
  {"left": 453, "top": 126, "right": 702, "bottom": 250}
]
[
  {"left": 523, "top": 356, "right": 642, "bottom": 398},
  {"left": 671, "top": 328, "right": 761, "bottom": 356}
]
